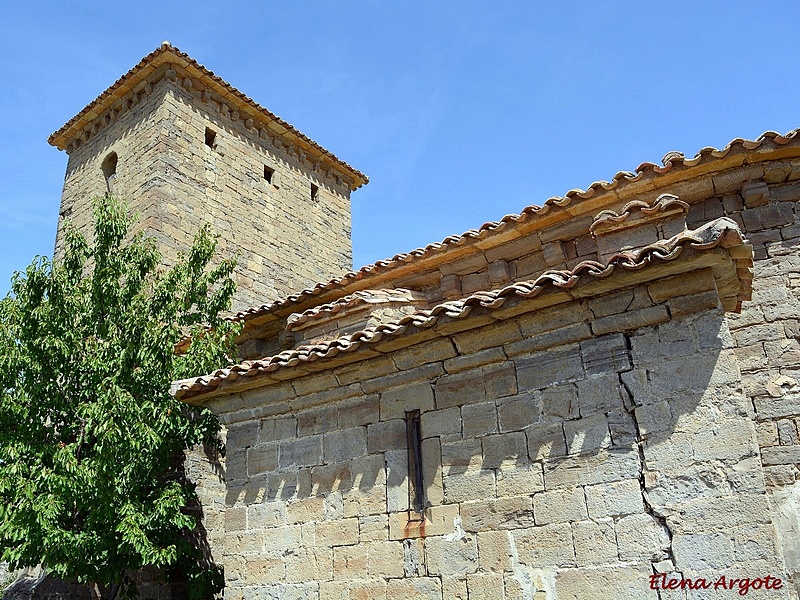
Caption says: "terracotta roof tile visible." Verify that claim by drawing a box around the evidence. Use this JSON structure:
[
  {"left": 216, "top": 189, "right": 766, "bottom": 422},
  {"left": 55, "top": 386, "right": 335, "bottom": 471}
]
[
  {"left": 177, "top": 217, "right": 751, "bottom": 401},
  {"left": 233, "top": 128, "right": 797, "bottom": 323},
  {"left": 590, "top": 194, "right": 690, "bottom": 233},
  {"left": 286, "top": 288, "right": 425, "bottom": 331}
]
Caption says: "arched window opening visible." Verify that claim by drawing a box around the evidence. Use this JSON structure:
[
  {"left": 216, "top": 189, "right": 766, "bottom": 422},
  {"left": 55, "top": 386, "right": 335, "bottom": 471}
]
[{"left": 102, "top": 152, "right": 118, "bottom": 194}]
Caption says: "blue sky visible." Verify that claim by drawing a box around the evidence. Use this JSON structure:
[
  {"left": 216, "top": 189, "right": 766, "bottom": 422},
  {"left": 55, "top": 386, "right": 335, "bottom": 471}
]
[{"left": 2, "top": 2, "right": 799, "bottom": 299}]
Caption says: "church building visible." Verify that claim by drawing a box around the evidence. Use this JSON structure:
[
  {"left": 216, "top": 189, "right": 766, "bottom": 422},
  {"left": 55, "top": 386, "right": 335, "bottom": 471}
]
[{"left": 45, "top": 43, "right": 800, "bottom": 599}]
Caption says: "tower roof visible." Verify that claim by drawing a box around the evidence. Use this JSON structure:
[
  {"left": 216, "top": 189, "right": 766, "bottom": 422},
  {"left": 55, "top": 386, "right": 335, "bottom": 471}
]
[{"left": 48, "top": 42, "right": 368, "bottom": 190}]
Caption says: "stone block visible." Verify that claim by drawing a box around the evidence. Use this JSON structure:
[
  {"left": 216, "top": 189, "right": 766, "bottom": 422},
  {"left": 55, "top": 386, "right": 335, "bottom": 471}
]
[
  {"left": 334, "top": 355, "right": 397, "bottom": 385},
  {"left": 385, "top": 450, "right": 409, "bottom": 513},
  {"left": 435, "top": 369, "right": 486, "bottom": 409},
  {"left": 483, "top": 362, "right": 518, "bottom": 399},
  {"left": 367, "top": 419, "right": 406, "bottom": 453},
  {"left": 388, "top": 503, "right": 460, "bottom": 540},
  {"left": 478, "top": 530, "right": 512, "bottom": 572},
  {"left": 440, "top": 577, "right": 468, "bottom": 600},
  {"left": 311, "top": 461, "right": 354, "bottom": 495},
  {"left": 443, "top": 469, "right": 496, "bottom": 503},
  {"left": 247, "top": 443, "right": 278, "bottom": 477},
  {"left": 279, "top": 435, "right": 323, "bottom": 469},
  {"left": 227, "top": 422, "right": 260, "bottom": 450},
  {"left": 441, "top": 438, "right": 483, "bottom": 470},
  {"left": 260, "top": 417, "right": 297, "bottom": 442},
  {"left": 533, "top": 487, "right": 588, "bottom": 525},
  {"left": 516, "top": 344, "right": 583, "bottom": 390},
  {"left": 543, "top": 449, "right": 640, "bottom": 488},
  {"left": 576, "top": 373, "right": 628, "bottom": 416},
  {"left": 297, "top": 405, "right": 338, "bottom": 436},
  {"left": 315, "top": 518, "right": 359, "bottom": 547},
  {"left": 761, "top": 445, "right": 800, "bottom": 466},
  {"left": 584, "top": 479, "right": 644, "bottom": 518},
  {"left": 385, "top": 577, "right": 442, "bottom": 599},
  {"left": 526, "top": 422, "right": 567, "bottom": 461},
  {"left": 482, "top": 432, "right": 529, "bottom": 468},
  {"left": 496, "top": 463, "right": 545, "bottom": 496},
  {"left": 461, "top": 399, "right": 500, "bottom": 441},
  {"left": 443, "top": 346, "right": 506, "bottom": 374},
  {"left": 359, "top": 514, "right": 389, "bottom": 542},
  {"left": 591, "top": 305, "right": 669, "bottom": 336},
  {"left": 497, "top": 393, "right": 541, "bottom": 432},
  {"left": 319, "top": 580, "right": 387, "bottom": 600},
  {"left": 672, "top": 532, "right": 735, "bottom": 571},
  {"left": 518, "top": 303, "right": 590, "bottom": 337},
  {"left": 332, "top": 544, "right": 368, "bottom": 579},
  {"left": 420, "top": 406, "right": 461, "bottom": 440},
  {"left": 403, "top": 538, "right": 426, "bottom": 577},
  {"left": 505, "top": 322, "right": 593, "bottom": 356},
  {"left": 324, "top": 491, "right": 343, "bottom": 520},
  {"left": 616, "top": 513, "right": 670, "bottom": 562},
  {"left": 247, "top": 502, "right": 285, "bottom": 530},
  {"left": 452, "top": 320, "right": 523, "bottom": 355},
  {"left": 361, "top": 363, "right": 443, "bottom": 395},
  {"left": 580, "top": 333, "right": 631, "bottom": 375},
  {"left": 226, "top": 506, "right": 247, "bottom": 532},
  {"left": 286, "top": 496, "right": 325, "bottom": 524},
  {"left": 392, "top": 338, "right": 458, "bottom": 371},
  {"left": 285, "top": 548, "right": 332, "bottom": 584},
  {"left": 564, "top": 414, "right": 612, "bottom": 455},
  {"left": 323, "top": 427, "right": 367, "bottom": 464},
  {"left": 512, "top": 523, "right": 575, "bottom": 567},
  {"left": 465, "top": 573, "right": 504, "bottom": 600},
  {"left": 380, "top": 382, "right": 435, "bottom": 421},
  {"left": 426, "top": 534, "right": 479, "bottom": 576},
  {"left": 366, "top": 540, "right": 405, "bottom": 578},
  {"left": 572, "top": 518, "right": 618, "bottom": 566},
  {"left": 337, "top": 396, "right": 380, "bottom": 428},
  {"left": 414, "top": 436, "right": 441, "bottom": 506},
  {"left": 540, "top": 383, "right": 578, "bottom": 419},
  {"left": 461, "top": 496, "right": 534, "bottom": 532}
]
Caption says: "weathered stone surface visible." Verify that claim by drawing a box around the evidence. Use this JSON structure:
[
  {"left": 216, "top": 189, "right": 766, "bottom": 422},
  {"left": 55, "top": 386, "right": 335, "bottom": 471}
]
[
  {"left": 426, "top": 534, "right": 479, "bottom": 576},
  {"left": 513, "top": 523, "right": 575, "bottom": 567},
  {"left": 461, "top": 496, "right": 534, "bottom": 532},
  {"left": 533, "top": 487, "right": 588, "bottom": 525},
  {"left": 279, "top": 435, "right": 323, "bottom": 469}
]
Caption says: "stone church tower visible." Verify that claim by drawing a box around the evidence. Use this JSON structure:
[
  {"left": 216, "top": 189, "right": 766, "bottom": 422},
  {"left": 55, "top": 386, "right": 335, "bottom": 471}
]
[{"left": 48, "top": 42, "right": 368, "bottom": 311}]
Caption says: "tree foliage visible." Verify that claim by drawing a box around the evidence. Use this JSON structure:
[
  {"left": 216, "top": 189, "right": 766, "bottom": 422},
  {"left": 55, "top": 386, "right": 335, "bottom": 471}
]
[{"left": 0, "top": 196, "right": 240, "bottom": 599}]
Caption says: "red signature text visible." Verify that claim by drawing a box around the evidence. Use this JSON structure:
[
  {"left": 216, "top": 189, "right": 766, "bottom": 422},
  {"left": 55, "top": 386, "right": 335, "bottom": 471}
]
[{"left": 649, "top": 574, "right": 783, "bottom": 595}]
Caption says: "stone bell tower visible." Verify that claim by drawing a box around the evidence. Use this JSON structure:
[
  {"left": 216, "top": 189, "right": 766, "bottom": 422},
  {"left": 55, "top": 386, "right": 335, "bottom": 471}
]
[{"left": 48, "top": 42, "right": 368, "bottom": 311}]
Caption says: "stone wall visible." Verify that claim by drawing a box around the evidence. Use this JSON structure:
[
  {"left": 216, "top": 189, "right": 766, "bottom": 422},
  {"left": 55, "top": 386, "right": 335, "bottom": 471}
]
[
  {"left": 681, "top": 173, "right": 800, "bottom": 596},
  {"left": 54, "top": 64, "right": 354, "bottom": 312},
  {"left": 209, "top": 268, "right": 786, "bottom": 599}
]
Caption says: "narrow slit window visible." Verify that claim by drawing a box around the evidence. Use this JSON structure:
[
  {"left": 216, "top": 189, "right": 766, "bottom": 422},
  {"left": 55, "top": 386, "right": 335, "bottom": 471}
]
[
  {"left": 264, "top": 165, "right": 274, "bottom": 184},
  {"left": 310, "top": 182, "right": 319, "bottom": 202},
  {"left": 405, "top": 410, "right": 424, "bottom": 514},
  {"left": 101, "top": 152, "right": 117, "bottom": 194},
  {"left": 205, "top": 127, "right": 217, "bottom": 148}
]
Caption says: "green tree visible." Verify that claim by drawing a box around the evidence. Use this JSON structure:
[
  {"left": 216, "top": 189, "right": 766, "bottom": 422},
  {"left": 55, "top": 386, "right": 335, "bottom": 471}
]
[{"left": 0, "top": 196, "right": 240, "bottom": 600}]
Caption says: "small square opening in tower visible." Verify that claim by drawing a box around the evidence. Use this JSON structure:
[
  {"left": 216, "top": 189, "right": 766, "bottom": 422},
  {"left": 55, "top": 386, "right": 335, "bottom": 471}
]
[
  {"left": 204, "top": 127, "right": 217, "bottom": 149},
  {"left": 264, "top": 165, "right": 274, "bottom": 184},
  {"left": 310, "top": 183, "right": 319, "bottom": 202}
]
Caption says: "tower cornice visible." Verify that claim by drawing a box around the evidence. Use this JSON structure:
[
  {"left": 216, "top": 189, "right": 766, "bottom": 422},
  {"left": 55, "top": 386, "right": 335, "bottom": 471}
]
[{"left": 48, "top": 42, "right": 368, "bottom": 191}]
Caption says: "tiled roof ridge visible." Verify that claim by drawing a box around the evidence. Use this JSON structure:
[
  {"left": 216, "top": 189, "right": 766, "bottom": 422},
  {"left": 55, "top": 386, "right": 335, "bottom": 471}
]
[
  {"left": 176, "top": 217, "right": 749, "bottom": 400},
  {"left": 590, "top": 193, "right": 690, "bottom": 233},
  {"left": 48, "top": 42, "right": 368, "bottom": 189},
  {"left": 286, "top": 288, "right": 424, "bottom": 330},
  {"left": 233, "top": 128, "right": 797, "bottom": 323}
]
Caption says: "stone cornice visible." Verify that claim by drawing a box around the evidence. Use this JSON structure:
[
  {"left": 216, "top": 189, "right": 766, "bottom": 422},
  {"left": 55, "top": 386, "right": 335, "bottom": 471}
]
[{"left": 48, "top": 42, "right": 368, "bottom": 191}]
